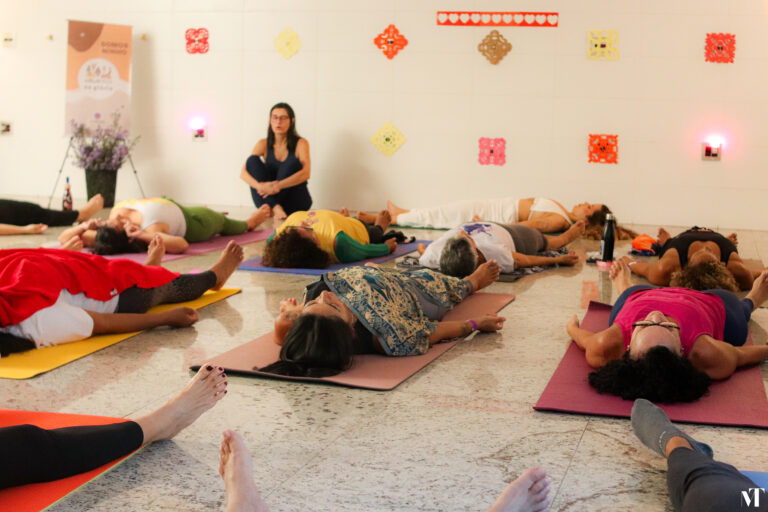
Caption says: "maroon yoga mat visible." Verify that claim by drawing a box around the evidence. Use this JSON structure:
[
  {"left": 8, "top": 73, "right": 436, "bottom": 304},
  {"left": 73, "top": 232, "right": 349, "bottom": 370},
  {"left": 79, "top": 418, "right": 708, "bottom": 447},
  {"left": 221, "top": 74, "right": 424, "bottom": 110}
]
[
  {"left": 191, "top": 292, "right": 515, "bottom": 390},
  {"left": 534, "top": 301, "right": 768, "bottom": 428}
]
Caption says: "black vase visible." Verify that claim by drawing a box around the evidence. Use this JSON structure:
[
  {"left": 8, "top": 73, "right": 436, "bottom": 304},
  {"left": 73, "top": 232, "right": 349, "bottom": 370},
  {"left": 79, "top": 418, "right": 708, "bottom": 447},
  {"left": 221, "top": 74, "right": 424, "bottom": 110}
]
[{"left": 84, "top": 168, "right": 118, "bottom": 207}]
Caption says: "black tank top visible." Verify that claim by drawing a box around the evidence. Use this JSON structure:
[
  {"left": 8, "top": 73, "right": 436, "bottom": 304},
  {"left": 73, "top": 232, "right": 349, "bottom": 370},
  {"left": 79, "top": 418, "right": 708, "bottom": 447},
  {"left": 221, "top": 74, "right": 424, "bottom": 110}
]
[{"left": 659, "top": 228, "right": 737, "bottom": 267}]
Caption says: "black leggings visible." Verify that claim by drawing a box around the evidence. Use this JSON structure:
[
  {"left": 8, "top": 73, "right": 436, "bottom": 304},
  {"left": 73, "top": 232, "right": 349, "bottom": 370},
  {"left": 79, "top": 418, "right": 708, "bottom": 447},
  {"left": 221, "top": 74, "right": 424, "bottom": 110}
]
[
  {"left": 667, "top": 447, "right": 768, "bottom": 511},
  {"left": 116, "top": 271, "right": 217, "bottom": 313},
  {"left": 245, "top": 155, "right": 312, "bottom": 215},
  {"left": 365, "top": 224, "right": 385, "bottom": 244},
  {"left": 0, "top": 421, "right": 143, "bottom": 489},
  {"left": 0, "top": 199, "right": 78, "bottom": 226}
]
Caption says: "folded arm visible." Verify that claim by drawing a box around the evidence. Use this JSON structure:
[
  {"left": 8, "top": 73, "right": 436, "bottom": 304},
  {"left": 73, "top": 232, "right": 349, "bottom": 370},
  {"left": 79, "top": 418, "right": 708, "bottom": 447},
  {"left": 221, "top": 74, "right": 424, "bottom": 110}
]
[{"left": 566, "top": 316, "right": 624, "bottom": 368}]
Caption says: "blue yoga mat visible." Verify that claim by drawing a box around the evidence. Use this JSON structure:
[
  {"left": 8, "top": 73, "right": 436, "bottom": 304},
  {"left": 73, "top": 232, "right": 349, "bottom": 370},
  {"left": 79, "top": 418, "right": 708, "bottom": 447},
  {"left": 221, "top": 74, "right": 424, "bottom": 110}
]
[
  {"left": 238, "top": 241, "right": 428, "bottom": 276},
  {"left": 742, "top": 471, "right": 768, "bottom": 488}
]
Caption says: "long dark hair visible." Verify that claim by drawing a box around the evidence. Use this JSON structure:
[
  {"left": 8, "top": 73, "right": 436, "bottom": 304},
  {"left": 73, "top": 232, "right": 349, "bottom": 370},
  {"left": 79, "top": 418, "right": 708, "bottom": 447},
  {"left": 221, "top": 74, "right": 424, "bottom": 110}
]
[
  {"left": 259, "top": 314, "right": 355, "bottom": 377},
  {"left": 262, "top": 229, "right": 330, "bottom": 268},
  {"left": 588, "top": 346, "right": 711, "bottom": 403},
  {"left": 92, "top": 226, "right": 149, "bottom": 255},
  {"left": 267, "top": 102, "right": 300, "bottom": 153}
]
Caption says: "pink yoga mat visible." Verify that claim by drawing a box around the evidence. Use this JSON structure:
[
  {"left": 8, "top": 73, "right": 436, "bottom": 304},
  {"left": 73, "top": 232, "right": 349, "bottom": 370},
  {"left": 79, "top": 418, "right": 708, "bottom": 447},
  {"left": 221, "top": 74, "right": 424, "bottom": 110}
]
[
  {"left": 191, "top": 292, "right": 515, "bottom": 390},
  {"left": 534, "top": 301, "right": 768, "bottom": 428},
  {"left": 87, "top": 229, "right": 273, "bottom": 263}
]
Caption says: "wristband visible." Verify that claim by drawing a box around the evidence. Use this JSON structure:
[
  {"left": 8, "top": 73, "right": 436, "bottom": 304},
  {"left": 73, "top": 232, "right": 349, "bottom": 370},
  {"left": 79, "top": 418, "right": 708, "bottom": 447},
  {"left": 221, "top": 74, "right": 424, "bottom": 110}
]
[{"left": 468, "top": 319, "right": 478, "bottom": 331}]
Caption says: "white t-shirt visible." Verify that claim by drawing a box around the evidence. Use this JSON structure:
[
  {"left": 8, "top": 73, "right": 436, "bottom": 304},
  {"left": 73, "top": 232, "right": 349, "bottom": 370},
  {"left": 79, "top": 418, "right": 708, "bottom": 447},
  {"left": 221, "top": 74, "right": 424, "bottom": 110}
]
[
  {"left": 0, "top": 290, "right": 119, "bottom": 348},
  {"left": 419, "top": 222, "right": 517, "bottom": 273}
]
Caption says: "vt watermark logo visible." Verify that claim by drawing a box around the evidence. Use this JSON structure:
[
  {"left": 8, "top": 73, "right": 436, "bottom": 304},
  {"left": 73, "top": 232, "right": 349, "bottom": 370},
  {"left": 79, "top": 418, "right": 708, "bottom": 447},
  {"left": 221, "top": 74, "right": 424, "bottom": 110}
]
[{"left": 742, "top": 487, "right": 766, "bottom": 508}]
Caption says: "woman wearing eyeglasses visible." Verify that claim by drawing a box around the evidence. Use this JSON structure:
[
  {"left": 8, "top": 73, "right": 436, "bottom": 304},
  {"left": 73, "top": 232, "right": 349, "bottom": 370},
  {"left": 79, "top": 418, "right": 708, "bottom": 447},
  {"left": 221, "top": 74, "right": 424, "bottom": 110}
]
[
  {"left": 565, "top": 262, "right": 768, "bottom": 403},
  {"left": 261, "top": 209, "right": 397, "bottom": 268},
  {"left": 240, "top": 102, "right": 312, "bottom": 221}
]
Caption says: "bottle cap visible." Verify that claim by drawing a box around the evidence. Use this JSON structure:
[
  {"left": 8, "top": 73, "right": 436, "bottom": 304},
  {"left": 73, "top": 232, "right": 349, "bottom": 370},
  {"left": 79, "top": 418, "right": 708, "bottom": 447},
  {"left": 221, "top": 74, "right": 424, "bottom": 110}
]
[{"left": 605, "top": 213, "right": 614, "bottom": 221}]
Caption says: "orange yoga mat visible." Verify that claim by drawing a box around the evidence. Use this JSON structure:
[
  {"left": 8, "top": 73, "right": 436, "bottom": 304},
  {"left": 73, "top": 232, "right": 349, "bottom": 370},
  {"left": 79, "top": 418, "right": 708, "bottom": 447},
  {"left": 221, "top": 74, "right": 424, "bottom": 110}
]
[
  {"left": 0, "top": 409, "right": 144, "bottom": 512},
  {"left": 192, "top": 292, "right": 515, "bottom": 390}
]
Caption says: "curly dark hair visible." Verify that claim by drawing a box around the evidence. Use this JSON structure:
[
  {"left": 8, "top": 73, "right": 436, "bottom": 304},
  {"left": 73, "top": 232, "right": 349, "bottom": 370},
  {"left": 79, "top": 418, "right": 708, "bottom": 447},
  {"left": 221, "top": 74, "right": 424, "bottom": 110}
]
[
  {"left": 586, "top": 205, "right": 612, "bottom": 228},
  {"left": 588, "top": 346, "right": 711, "bottom": 403},
  {"left": 670, "top": 260, "right": 739, "bottom": 292},
  {"left": 582, "top": 208, "right": 638, "bottom": 241},
  {"left": 262, "top": 229, "right": 330, "bottom": 268},
  {"left": 92, "top": 226, "right": 148, "bottom": 255},
  {"left": 259, "top": 314, "right": 355, "bottom": 378},
  {"left": 439, "top": 235, "right": 477, "bottom": 278}
]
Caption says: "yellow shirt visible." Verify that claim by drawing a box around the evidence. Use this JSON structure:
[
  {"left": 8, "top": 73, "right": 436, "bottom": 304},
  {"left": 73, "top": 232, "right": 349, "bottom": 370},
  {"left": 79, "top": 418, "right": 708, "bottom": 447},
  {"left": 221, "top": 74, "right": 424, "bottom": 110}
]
[{"left": 275, "top": 210, "right": 370, "bottom": 262}]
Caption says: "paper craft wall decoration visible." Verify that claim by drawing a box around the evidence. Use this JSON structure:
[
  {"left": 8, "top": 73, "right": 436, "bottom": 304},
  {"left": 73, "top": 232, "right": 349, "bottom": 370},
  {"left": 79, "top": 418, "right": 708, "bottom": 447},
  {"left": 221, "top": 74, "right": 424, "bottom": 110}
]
[
  {"left": 437, "top": 12, "right": 558, "bottom": 27},
  {"left": 478, "top": 31, "right": 512, "bottom": 64},
  {"left": 370, "top": 122, "right": 406, "bottom": 156},
  {"left": 588, "top": 31, "right": 618, "bottom": 60},
  {"left": 705, "top": 33, "right": 735, "bottom": 63},
  {"left": 478, "top": 138, "right": 506, "bottom": 165},
  {"left": 185, "top": 28, "right": 209, "bottom": 54},
  {"left": 588, "top": 134, "right": 618, "bottom": 164},
  {"left": 373, "top": 24, "right": 408, "bottom": 60},
  {"left": 274, "top": 28, "right": 302, "bottom": 59}
]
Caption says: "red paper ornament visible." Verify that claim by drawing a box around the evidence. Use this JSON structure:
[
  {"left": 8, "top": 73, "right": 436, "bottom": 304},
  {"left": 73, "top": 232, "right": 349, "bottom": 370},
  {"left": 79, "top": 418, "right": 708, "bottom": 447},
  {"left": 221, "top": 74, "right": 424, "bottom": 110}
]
[
  {"left": 478, "top": 138, "right": 506, "bottom": 166},
  {"left": 374, "top": 24, "right": 408, "bottom": 60},
  {"left": 705, "top": 33, "right": 735, "bottom": 63},
  {"left": 186, "top": 28, "right": 210, "bottom": 54},
  {"left": 588, "top": 134, "right": 618, "bottom": 164}
]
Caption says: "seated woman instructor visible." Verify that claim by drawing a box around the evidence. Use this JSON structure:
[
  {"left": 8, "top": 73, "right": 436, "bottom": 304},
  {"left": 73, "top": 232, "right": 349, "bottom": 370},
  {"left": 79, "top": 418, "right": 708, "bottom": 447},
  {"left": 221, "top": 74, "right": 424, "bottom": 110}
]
[
  {"left": 240, "top": 102, "right": 311, "bottom": 221},
  {"left": 266, "top": 260, "right": 504, "bottom": 377},
  {"left": 566, "top": 261, "right": 768, "bottom": 403}
]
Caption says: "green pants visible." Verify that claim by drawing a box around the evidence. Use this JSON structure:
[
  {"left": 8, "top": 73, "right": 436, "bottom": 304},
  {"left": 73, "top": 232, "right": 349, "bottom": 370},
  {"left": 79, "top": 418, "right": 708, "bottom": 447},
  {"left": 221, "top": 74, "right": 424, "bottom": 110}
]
[{"left": 172, "top": 201, "right": 248, "bottom": 243}]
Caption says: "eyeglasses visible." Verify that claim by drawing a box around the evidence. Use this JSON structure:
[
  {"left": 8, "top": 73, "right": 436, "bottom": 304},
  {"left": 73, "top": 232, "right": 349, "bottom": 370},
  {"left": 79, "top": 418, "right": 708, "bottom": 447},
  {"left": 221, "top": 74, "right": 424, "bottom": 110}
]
[
  {"left": 632, "top": 320, "right": 680, "bottom": 331},
  {"left": 271, "top": 115, "right": 290, "bottom": 122}
]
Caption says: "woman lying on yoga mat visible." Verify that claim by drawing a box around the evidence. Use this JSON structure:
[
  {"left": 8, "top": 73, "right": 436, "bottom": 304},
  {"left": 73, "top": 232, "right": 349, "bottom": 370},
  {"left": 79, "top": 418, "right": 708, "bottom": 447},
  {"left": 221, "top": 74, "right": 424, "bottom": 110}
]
[
  {"left": 240, "top": 102, "right": 312, "bottom": 221},
  {"left": 386, "top": 197, "right": 614, "bottom": 233},
  {"left": 0, "top": 364, "right": 228, "bottom": 490},
  {"left": 631, "top": 399, "right": 768, "bottom": 512},
  {"left": 266, "top": 261, "right": 504, "bottom": 376},
  {"left": 621, "top": 226, "right": 764, "bottom": 291},
  {"left": 261, "top": 209, "right": 397, "bottom": 268},
  {"left": 0, "top": 242, "right": 243, "bottom": 355},
  {"left": 417, "top": 221, "right": 584, "bottom": 277},
  {"left": 58, "top": 197, "right": 270, "bottom": 255},
  {"left": 566, "top": 262, "right": 768, "bottom": 403},
  {"left": 0, "top": 195, "right": 103, "bottom": 235}
]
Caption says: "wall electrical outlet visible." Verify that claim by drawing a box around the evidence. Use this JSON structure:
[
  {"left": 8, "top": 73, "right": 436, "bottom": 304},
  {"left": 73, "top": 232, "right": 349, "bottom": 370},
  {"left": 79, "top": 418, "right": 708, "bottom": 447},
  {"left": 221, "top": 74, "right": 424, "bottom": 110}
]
[
  {"left": 0, "top": 122, "right": 11, "bottom": 135},
  {"left": 192, "top": 127, "right": 207, "bottom": 141},
  {"left": 2, "top": 33, "right": 16, "bottom": 48},
  {"left": 701, "top": 142, "right": 721, "bottom": 161}
]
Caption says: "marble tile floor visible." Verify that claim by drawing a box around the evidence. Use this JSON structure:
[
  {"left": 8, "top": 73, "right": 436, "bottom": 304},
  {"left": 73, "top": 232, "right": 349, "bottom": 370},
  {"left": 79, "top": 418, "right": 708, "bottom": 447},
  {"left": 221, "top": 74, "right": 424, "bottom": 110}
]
[{"left": 2, "top": 209, "right": 768, "bottom": 512}]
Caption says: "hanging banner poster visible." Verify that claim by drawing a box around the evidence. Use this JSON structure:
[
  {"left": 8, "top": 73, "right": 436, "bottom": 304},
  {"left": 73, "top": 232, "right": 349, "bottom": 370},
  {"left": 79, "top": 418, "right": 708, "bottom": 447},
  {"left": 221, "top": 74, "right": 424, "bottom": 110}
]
[{"left": 65, "top": 20, "right": 132, "bottom": 135}]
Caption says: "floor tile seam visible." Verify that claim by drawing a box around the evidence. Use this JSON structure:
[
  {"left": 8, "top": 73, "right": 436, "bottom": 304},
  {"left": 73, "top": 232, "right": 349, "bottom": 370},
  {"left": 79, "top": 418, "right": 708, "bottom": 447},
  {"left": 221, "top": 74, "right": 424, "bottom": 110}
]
[{"left": 550, "top": 416, "right": 590, "bottom": 507}]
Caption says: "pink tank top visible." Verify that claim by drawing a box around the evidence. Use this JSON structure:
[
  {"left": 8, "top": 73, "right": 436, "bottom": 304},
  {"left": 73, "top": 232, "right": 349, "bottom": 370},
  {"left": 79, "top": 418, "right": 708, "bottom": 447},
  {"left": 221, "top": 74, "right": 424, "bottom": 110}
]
[{"left": 613, "top": 288, "right": 725, "bottom": 356}]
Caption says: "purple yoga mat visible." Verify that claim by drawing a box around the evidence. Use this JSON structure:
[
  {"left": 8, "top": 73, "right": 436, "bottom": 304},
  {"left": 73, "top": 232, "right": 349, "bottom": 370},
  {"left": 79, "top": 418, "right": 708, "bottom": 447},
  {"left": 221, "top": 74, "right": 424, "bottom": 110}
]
[
  {"left": 191, "top": 292, "right": 515, "bottom": 390},
  {"left": 238, "top": 240, "right": 427, "bottom": 275},
  {"left": 91, "top": 229, "right": 273, "bottom": 263},
  {"left": 534, "top": 301, "right": 768, "bottom": 428}
]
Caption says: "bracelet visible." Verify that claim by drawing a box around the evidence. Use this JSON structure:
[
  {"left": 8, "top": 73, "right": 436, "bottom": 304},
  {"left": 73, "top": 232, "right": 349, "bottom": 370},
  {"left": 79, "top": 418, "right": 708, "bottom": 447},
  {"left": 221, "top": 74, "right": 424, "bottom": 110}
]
[{"left": 468, "top": 319, "right": 479, "bottom": 331}]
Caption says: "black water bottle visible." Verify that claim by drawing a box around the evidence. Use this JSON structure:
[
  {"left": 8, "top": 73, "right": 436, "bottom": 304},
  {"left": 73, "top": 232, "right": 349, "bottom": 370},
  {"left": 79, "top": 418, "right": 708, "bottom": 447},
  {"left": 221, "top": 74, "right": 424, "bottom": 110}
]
[{"left": 599, "top": 213, "right": 615, "bottom": 261}]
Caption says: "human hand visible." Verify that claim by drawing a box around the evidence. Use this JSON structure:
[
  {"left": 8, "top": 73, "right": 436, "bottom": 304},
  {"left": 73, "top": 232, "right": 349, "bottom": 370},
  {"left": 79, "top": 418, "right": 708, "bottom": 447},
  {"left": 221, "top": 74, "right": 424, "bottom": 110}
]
[
  {"left": 61, "top": 235, "right": 84, "bottom": 251},
  {"left": 164, "top": 307, "right": 199, "bottom": 327},
  {"left": 82, "top": 218, "right": 104, "bottom": 230},
  {"left": 280, "top": 297, "right": 298, "bottom": 312},
  {"left": 23, "top": 223, "right": 47, "bottom": 234},
  {"left": 385, "top": 238, "right": 397, "bottom": 253},
  {"left": 125, "top": 224, "right": 143, "bottom": 238},
  {"left": 558, "top": 252, "right": 579, "bottom": 265},
  {"left": 259, "top": 181, "right": 280, "bottom": 197},
  {"left": 472, "top": 314, "right": 506, "bottom": 332}
]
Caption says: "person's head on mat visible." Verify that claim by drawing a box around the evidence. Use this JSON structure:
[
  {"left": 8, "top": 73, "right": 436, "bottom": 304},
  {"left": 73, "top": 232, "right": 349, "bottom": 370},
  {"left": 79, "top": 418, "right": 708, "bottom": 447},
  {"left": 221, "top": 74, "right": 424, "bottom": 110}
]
[
  {"left": 261, "top": 226, "right": 330, "bottom": 268},
  {"left": 92, "top": 225, "right": 148, "bottom": 255},
  {"left": 439, "top": 233, "right": 480, "bottom": 278},
  {"left": 571, "top": 202, "right": 610, "bottom": 224},
  {"left": 669, "top": 254, "right": 739, "bottom": 292}
]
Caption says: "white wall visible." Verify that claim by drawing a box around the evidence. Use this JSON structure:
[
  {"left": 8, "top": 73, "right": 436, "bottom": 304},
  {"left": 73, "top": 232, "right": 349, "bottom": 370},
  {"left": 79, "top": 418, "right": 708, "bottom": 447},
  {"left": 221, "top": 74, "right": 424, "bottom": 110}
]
[{"left": 1, "top": 0, "right": 767, "bottom": 229}]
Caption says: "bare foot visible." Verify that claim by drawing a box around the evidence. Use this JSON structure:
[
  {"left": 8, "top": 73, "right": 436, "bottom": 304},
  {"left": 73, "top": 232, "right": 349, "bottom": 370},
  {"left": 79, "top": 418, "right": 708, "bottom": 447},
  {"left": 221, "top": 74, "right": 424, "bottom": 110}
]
[
  {"left": 417, "top": 243, "right": 427, "bottom": 255},
  {"left": 210, "top": 241, "right": 245, "bottom": 290},
  {"left": 339, "top": 207, "right": 350, "bottom": 217},
  {"left": 472, "top": 214, "right": 483, "bottom": 222},
  {"left": 486, "top": 467, "right": 551, "bottom": 512},
  {"left": 134, "top": 364, "right": 227, "bottom": 443},
  {"left": 546, "top": 220, "right": 585, "bottom": 249},
  {"left": 23, "top": 223, "right": 48, "bottom": 234},
  {"left": 246, "top": 205, "right": 271, "bottom": 230},
  {"left": 219, "top": 430, "right": 271, "bottom": 512},
  {"left": 145, "top": 235, "right": 166, "bottom": 266},
  {"left": 467, "top": 259, "right": 500, "bottom": 291},
  {"left": 61, "top": 235, "right": 84, "bottom": 251},
  {"left": 75, "top": 194, "right": 104, "bottom": 222},
  {"left": 386, "top": 200, "right": 408, "bottom": 224},
  {"left": 375, "top": 210, "right": 391, "bottom": 231},
  {"left": 657, "top": 227, "right": 671, "bottom": 244},
  {"left": 610, "top": 257, "right": 634, "bottom": 295},
  {"left": 727, "top": 232, "right": 738, "bottom": 247},
  {"left": 746, "top": 270, "right": 768, "bottom": 309},
  {"left": 272, "top": 204, "right": 287, "bottom": 222},
  {"left": 356, "top": 211, "right": 377, "bottom": 224}
]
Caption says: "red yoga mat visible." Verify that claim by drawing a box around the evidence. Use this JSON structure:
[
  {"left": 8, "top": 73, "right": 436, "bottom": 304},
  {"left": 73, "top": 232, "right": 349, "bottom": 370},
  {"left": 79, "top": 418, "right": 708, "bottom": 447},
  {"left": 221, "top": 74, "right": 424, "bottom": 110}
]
[
  {"left": 0, "top": 410, "right": 144, "bottom": 512},
  {"left": 534, "top": 301, "right": 768, "bottom": 428},
  {"left": 191, "top": 292, "right": 515, "bottom": 390}
]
